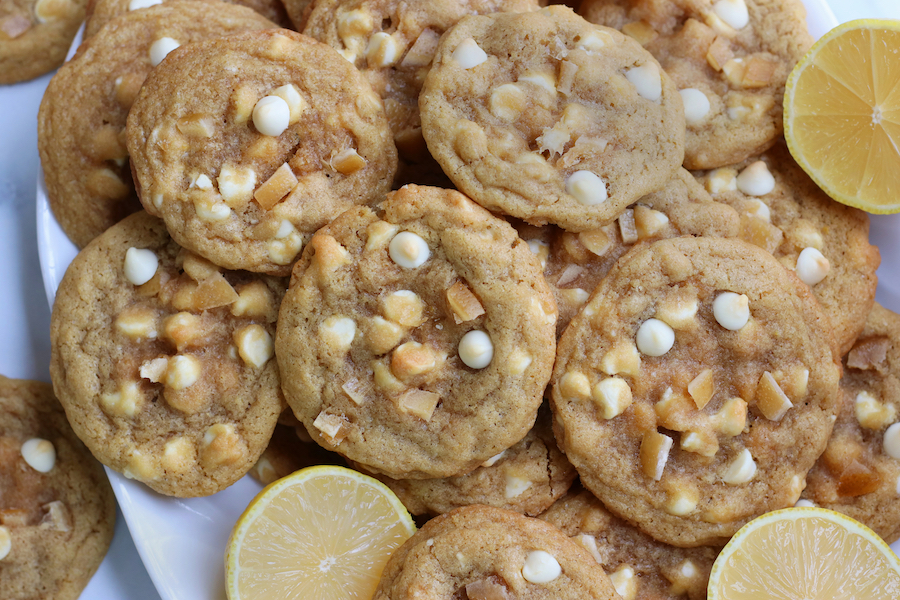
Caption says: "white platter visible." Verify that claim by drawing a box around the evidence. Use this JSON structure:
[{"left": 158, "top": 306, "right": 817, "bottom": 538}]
[{"left": 35, "top": 1, "right": 899, "bottom": 598}]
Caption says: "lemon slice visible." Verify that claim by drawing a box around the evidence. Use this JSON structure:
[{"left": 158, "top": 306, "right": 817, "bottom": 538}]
[
  {"left": 225, "top": 465, "right": 416, "bottom": 600},
  {"left": 784, "top": 19, "right": 900, "bottom": 214},
  {"left": 708, "top": 507, "right": 900, "bottom": 599}
]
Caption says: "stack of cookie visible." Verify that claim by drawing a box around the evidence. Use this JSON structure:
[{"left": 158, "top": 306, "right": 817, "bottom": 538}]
[{"left": 37, "top": 0, "right": 898, "bottom": 598}]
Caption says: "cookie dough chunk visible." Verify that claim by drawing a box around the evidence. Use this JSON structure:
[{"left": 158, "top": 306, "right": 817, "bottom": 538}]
[
  {"left": 0, "top": 0, "right": 86, "bottom": 84},
  {"left": 582, "top": 0, "right": 812, "bottom": 169},
  {"left": 541, "top": 490, "right": 719, "bottom": 600},
  {"left": 0, "top": 376, "right": 116, "bottom": 600},
  {"left": 302, "top": 0, "right": 539, "bottom": 165},
  {"left": 801, "top": 304, "right": 900, "bottom": 544},
  {"left": 38, "top": 0, "right": 275, "bottom": 250},
  {"left": 517, "top": 168, "right": 740, "bottom": 336},
  {"left": 50, "top": 211, "right": 285, "bottom": 497},
  {"left": 375, "top": 505, "right": 621, "bottom": 600},
  {"left": 276, "top": 185, "right": 556, "bottom": 479},
  {"left": 127, "top": 28, "right": 397, "bottom": 275},
  {"left": 364, "top": 405, "right": 577, "bottom": 516},
  {"left": 695, "top": 143, "right": 880, "bottom": 355},
  {"left": 551, "top": 236, "right": 842, "bottom": 547},
  {"left": 419, "top": 6, "right": 685, "bottom": 231},
  {"left": 83, "top": 0, "right": 290, "bottom": 38}
]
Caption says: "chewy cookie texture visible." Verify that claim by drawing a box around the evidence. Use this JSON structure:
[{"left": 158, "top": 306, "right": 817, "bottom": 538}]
[{"left": 0, "top": 375, "right": 115, "bottom": 600}]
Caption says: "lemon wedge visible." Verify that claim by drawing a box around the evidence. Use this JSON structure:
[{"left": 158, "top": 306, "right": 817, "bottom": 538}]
[
  {"left": 225, "top": 465, "right": 416, "bottom": 600},
  {"left": 784, "top": 19, "right": 900, "bottom": 214},
  {"left": 708, "top": 507, "right": 900, "bottom": 599}
]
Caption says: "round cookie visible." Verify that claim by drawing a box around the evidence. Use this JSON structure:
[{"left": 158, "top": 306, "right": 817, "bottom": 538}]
[
  {"left": 50, "top": 211, "right": 285, "bottom": 497},
  {"left": 0, "top": 375, "right": 116, "bottom": 600},
  {"left": 83, "top": 0, "right": 290, "bottom": 38},
  {"left": 302, "top": 0, "right": 539, "bottom": 166},
  {"left": 801, "top": 303, "right": 900, "bottom": 544},
  {"left": 248, "top": 411, "right": 346, "bottom": 485},
  {"left": 38, "top": 0, "right": 275, "bottom": 249},
  {"left": 276, "top": 184, "right": 557, "bottom": 479},
  {"left": 516, "top": 168, "right": 740, "bottom": 336},
  {"left": 126, "top": 28, "right": 398, "bottom": 275},
  {"left": 375, "top": 505, "right": 621, "bottom": 600},
  {"left": 362, "top": 405, "right": 577, "bottom": 517},
  {"left": 694, "top": 143, "right": 881, "bottom": 356},
  {"left": 0, "top": 0, "right": 86, "bottom": 84},
  {"left": 540, "top": 489, "right": 719, "bottom": 600},
  {"left": 419, "top": 5, "right": 685, "bottom": 231},
  {"left": 551, "top": 236, "right": 842, "bottom": 547},
  {"left": 581, "top": 0, "right": 812, "bottom": 169}
]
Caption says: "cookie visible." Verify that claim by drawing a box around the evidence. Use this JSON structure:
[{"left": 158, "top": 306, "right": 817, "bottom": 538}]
[
  {"left": 248, "top": 411, "right": 345, "bottom": 485},
  {"left": 375, "top": 505, "right": 621, "bottom": 600},
  {"left": 694, "top": 143, "right": 881, "bottom": 355},
  {"left": 126, "top": 28, "right": 398, "bottom": 275},
  {"left": 49, "top": 211, "right": 285, "bottom": 497},
  {"left": 801, "top": 303, "right": 900, "bottom": 544},
  {"left": 419, "top": 5, "right": 685, "bottom": 231},
  {"left": 0, "top": 375, "right": 116, "bottom": 600},
  {"left": 275, "top": 184, "right": 557, "bottom": 479},
  {"left": 540, "top": 489, "right": 719, "bottom": 600},
  {"left": 83, "top": 0, "right": 290, "bottom": 38},
  {"left": 302, "top": 0, "right": 539, "bottom": 167},
  {"left": 363, "top": 404, "right": 577, "bottom": 516},
  {"left": 581, "top": 0, "right": 812, "bottom": 169},
  {"left": 516, "top": 168, "right": 740, "bottom": 336},
  {"left": 0, "top": 0, "right": 86, "bottom": 84},
  {"left": 38, "top": 0, "right": 275, "bottom": 249},
  {"left": 551, "top": 236, "right": 842, "bottom": 547}
]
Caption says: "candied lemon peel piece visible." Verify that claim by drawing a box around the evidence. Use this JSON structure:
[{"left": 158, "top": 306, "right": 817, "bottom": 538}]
[{"left": 225, "top": 465, "right": 416, "bottom": 600}]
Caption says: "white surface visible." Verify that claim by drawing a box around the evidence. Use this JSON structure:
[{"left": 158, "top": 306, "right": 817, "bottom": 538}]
[{"left": 0, "top": 1, "right": 897, "bottom": 598}]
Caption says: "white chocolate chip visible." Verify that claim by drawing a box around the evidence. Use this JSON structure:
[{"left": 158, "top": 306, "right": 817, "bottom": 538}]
[
  {"left": 506, "top": 349, "right": 532, "bottom": 376},
  {"left": 366, "top": 221, "right": 400, "bottom": 250},
  {"left": 883, "top": 423, "right": 900, "bottom": 459},
  {"left": 722, "top": 449, "right": 757, "bottom": 484},
  {"left": 736, "top": 161, "right": 775, "bottom": 196},
  {"left": 320, "top": 316, "right": 356, "bottom": 352},
  {"left": 713, "top": 0, "right": 750, "bottom": 30},
  {"left": 366, "top": 32, "right": 401, "bottom": 67},
  {"left": 745, "top": 198, "right": 771, "bottom": 222},
  {"left": 625, "top": 62, "right": 662, "bottom": 101},
  {"left": 522, "top": 550, "right": 561, "bottom": 584},
  {"left": 636, "top": 318, "right": 675, "bottom": 357},
  {"left": 795, "top": 247, "right": 830, "bottom": 286},
  {"left": 518, "top": 70, "right": 557, "bottom": 95},
  {"left": 149, "top": 37, "right": 180, "bottom": 67},
  {"left": 713, "top": 292, "right": 750, "bottom": 331},
  {"left": 100, "top": 382, "right": 143, "bottom": 417},
  {"left": 795, "top": 499, "right": 816, "bottom": 508},
  {"left": 855, "top": 391, "right": 898, "bottom": 430},
  {"left": 558, "top": 370, "right": 591, "bottom": 401},
  {"left": 565, "top": 171, "right": 607, "bottom": 206},
  {"left": 389, "top": 231, "right": 430, "bottom": 268},
  {"left": 191, "top": 174, "right": 213, "bottom": 190},
  {"left": 252, "top": 96, "right": 291, "bottom": 137},
  {"left": 165, "top": 354, "right": 201, "bottom": 390},
  {"left": 452, "top": 38, "right": 487, "bottom": 69},
  {"left": 21, "top": 438, "right": 56, "bottom": 473},
  {"left": 592, "top": 377, "right": 633, "bottom": 419},
  {"left": 218, "top": 164, "right": 257, "bottom": 208},
  {"left": 576, "top": 534, "right": 604, "bottom": 564},
  {"left": 575, "top": 30, "right": 612, "bottom": 52},
  {"left": 129, "top": 0, "right": 162, "bottom": 9},
  {"left": 458, "top": 330, "right": 493, "bottom": 369},
  {"left": 504, "top": 472, "right": 532, "bottom": 498},
  {"left": 490, "top": 83, "right": 527, "bottom": 121},
  {"left": 601, "top": 342, "right": 641, "bottom": 377},
  {"left": 271, "top": 84, "right": 305, "bottom": 124},
  {"left": 665, "top": 487, "right": 698, "bottom": 516},
  {"left": 193, "top": 195, "right": 231, "bottom": 222},
  {"left": 123, "top": 247, "right": 158, "bottom": 286},
  {"left": 140, "top": 357, "right": 168, "bottom": 383},
  {"left": 0, "top": 526, "right": 9, "bottom": 561},
  {"left": 679, "top": 88, "right": 711, "bottom": 124},
  {"left": 610, "top": 565, "right": 637, "bottom": 600},
  {"left": 706, "top": 168, "right": 737, "bottom": 194},
  {"left": 235, "top": 324, "right": 274, "bottom": 368},
  {"left": 482, "top": 451, "right": 506, "bottom": 468}
]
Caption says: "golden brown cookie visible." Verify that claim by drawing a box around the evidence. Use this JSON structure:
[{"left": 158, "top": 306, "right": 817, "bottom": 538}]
[
  {"left": 694, "top": 143, "right": 881, "bottom": 355},
  {"left": 276, "top": 185, "right": 557, "bottom": 480},
  {"left": 248, "top": 411, "right": 346, "bottom": 485},
  {"left": 38, "top": 0, "right": 275, "bottom": 249},
  {"left": 50, "top": 211, "right": 285, "bottom": 497},
  {"left": 0, "top": 375, "right": 116, "bottom": 600},
  {"left": 126, "top": 28, "right": 398, "bottom": 275},
  {"left": 551, "top": 236, "right": 842, "bottom": 547},
  {"left": 801, "top": 303, "right": 900, "bottom": 544},
  {"left": 375, "top": 505, "right": 621, "bottom": 600},
  {"left": 419, "top": 5, "right": 685, "bottom": 231},
  {"left": 363, "top": 405, "right": 577, "bottom": 517},
  {"left": 0, "top": 0, "right": 87, "bottom": 84},
  {"left": 540, "top": 489, "right": 719, "bottom": 600},
  {"left": 581, "top": 0, "right": 812, "bottom": 169}
]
